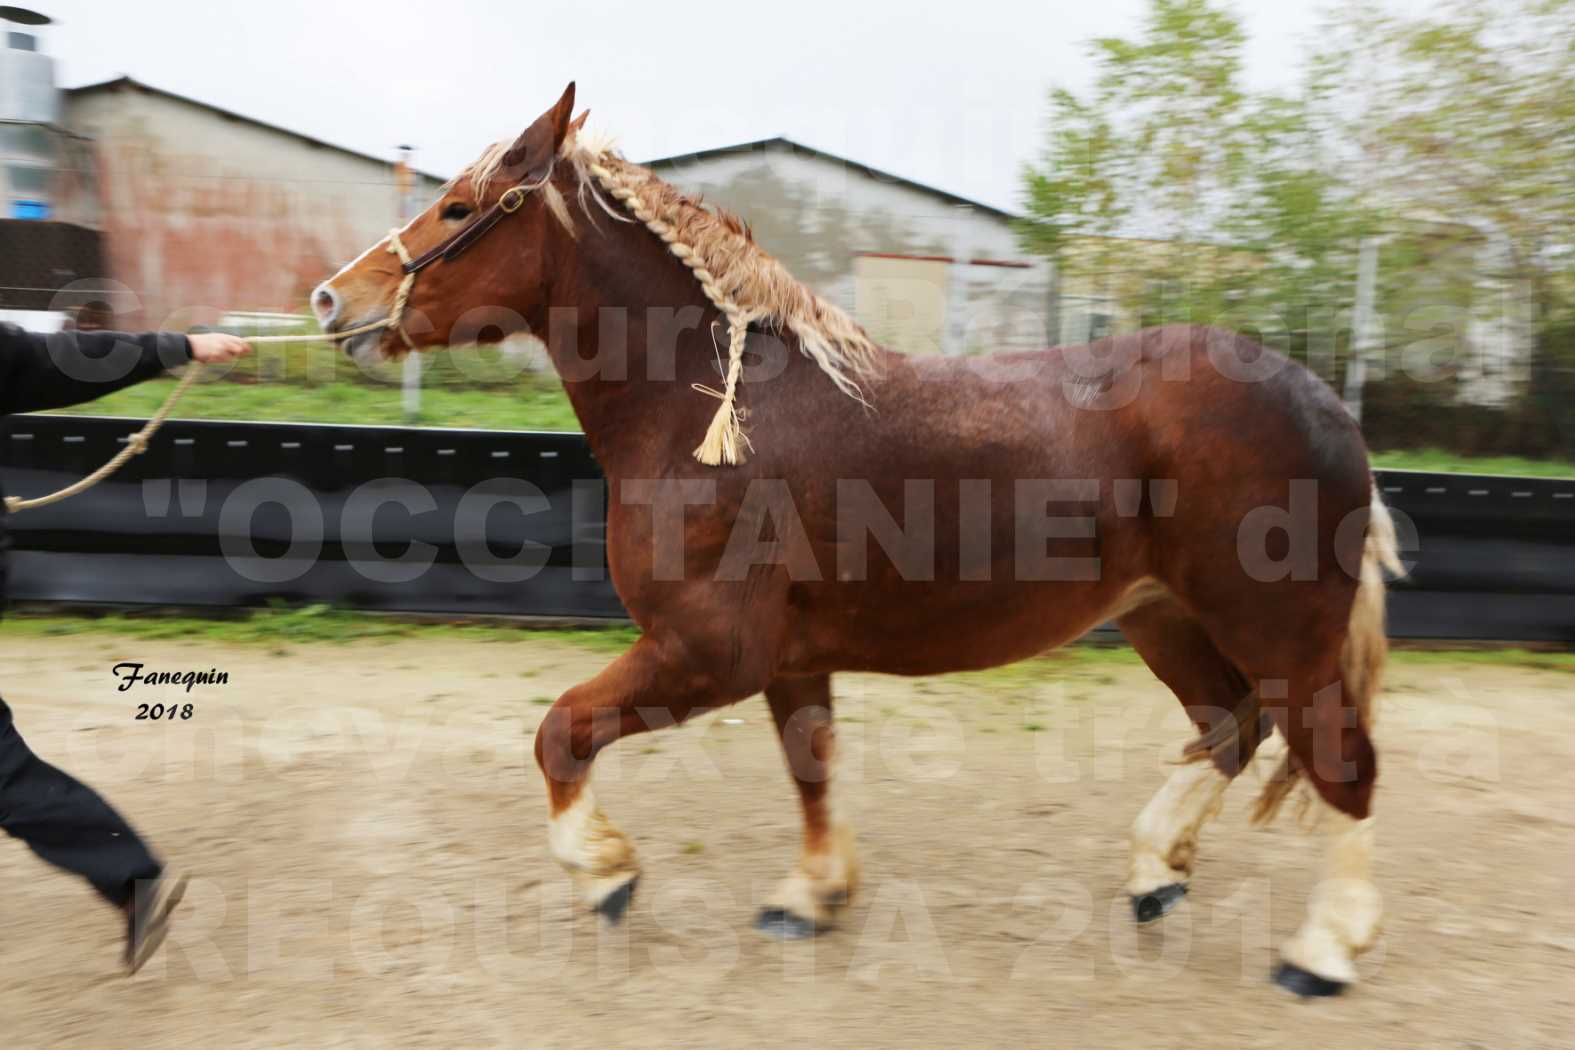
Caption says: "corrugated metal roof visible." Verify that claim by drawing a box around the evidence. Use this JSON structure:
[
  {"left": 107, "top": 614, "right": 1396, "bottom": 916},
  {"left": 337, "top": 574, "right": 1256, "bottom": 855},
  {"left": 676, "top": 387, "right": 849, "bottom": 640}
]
[
  {"left": 641, "top": 136, "right": 1019, "bottom": 221},
  {"left": 64, "top": 76, "right": 451, "bottom": 183}
]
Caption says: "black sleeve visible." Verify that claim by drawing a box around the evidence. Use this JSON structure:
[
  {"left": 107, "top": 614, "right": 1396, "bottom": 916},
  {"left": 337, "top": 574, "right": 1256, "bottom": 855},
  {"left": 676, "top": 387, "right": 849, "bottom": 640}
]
[{"left": 0, "top": 324, "right": 193, "bottom": 416}]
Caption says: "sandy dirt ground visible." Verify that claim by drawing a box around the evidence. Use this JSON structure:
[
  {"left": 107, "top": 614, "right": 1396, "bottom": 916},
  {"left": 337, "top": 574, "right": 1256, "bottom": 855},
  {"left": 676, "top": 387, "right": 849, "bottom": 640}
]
[{"left": 0, "top": 631, "right": 1571, "bottom": 1049}]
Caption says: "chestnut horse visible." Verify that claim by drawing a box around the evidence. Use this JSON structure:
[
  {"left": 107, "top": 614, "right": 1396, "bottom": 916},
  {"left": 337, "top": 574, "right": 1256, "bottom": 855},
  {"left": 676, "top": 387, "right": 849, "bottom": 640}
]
[{"left": 315, "top": 84, "right": 1399, "bottom": 997}]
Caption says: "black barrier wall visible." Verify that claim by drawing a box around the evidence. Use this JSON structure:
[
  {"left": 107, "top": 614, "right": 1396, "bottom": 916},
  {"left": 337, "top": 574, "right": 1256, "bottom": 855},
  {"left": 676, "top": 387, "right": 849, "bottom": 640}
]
[
  {"left": 1, "top": 414, "right": 1572, "bottom": 641},
  {"left": 0, "top": 415, "right": 622, "bottom": 620}
]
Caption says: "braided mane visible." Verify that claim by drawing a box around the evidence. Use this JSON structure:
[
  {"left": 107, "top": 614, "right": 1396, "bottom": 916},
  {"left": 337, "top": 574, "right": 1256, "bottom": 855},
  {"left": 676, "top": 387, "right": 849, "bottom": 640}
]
[{"left": 463, "top": 135, "right": 883, "bottom": 465}]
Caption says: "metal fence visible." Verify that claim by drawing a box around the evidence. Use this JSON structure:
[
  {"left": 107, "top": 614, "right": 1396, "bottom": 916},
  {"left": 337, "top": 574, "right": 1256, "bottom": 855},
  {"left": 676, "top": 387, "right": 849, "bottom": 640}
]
[{"left": 2, "top": 414, "right": 1572, "bottom": 642}]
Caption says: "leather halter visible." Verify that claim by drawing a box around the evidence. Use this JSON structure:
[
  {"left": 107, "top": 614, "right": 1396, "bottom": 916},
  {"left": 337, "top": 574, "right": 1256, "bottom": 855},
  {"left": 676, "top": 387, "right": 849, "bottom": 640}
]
[
  {"left": 377, "top": 160, "right": 555, "bottom": 351},
  {"left": 401, "top": 162, "right": 554, "bottom": 275}
]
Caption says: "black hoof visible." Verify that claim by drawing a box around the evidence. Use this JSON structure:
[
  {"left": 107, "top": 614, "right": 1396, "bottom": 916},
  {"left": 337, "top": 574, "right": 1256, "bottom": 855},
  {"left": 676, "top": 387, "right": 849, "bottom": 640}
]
[
  {"left": 593, "top": 876, "right": 638, "bottom": 925},
  {"left": 1272, "top": 960, "right": 1347, "bottom": 998},
  {"left": 755, "top": 907, "right": 819, "bottom": 940},
  {"left": 1131, "top": 882, "right": 1187, "bottom": 924}
]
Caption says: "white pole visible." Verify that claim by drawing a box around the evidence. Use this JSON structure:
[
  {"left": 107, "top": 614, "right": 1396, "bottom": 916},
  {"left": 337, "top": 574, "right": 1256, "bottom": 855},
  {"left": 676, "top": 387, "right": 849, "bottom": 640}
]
[
  {"left": 944, "top": 205, "right": 975, "bottom": 357},
  {"left": 1344, "top": 235, "right": 1381, "bottom": 423},
  {"left": 397, "top": 145, "right": 422, "bottom": 421}
]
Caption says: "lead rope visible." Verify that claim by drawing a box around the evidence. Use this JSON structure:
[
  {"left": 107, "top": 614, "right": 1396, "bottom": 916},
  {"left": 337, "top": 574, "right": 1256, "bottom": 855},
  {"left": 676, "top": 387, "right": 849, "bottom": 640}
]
[
  {"left": 3, "top": 361, "right": 207, "bottom": 513},
  {"left": 3, "top": 236, "right": 414, "bottom": 515}
]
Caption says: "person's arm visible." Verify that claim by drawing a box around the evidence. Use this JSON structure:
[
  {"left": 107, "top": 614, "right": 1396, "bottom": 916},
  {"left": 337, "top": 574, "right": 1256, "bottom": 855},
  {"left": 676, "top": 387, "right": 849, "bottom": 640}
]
[{"left": 0, "top": 325, "right": 251, "bottom": 415}]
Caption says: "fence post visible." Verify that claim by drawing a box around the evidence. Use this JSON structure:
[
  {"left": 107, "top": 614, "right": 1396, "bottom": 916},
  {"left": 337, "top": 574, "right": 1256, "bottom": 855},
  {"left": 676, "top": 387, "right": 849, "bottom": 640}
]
[
  {"left": 1344, "top": 235, "right": 1382, "bottom": 423},
  {"left": 397, "top": 145, "right": 422, "bottom": 421}
]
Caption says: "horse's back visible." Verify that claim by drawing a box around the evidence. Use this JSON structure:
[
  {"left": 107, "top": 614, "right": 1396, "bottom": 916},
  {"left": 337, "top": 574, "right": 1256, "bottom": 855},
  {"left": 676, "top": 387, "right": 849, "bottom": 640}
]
[
  {"left": 770, "top": 325, "right": 1373, "bottom": 675},
  {"left": 870, "top": 323, "right": 1368, "bottom": 494}
]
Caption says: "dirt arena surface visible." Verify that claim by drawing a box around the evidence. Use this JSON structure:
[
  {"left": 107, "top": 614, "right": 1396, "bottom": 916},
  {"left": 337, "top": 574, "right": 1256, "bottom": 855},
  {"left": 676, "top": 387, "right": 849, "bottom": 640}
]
[{"left": 1, "top": 630, "right": 1571, "bottom": 1049}]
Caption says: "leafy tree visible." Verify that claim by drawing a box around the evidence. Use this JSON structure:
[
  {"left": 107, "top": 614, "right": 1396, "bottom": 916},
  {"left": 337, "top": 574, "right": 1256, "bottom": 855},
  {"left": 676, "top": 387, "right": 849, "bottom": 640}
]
[
  {"left": 1311, "top": 0, "right": 1575, "bottom": 450},
  {"left": 1020, "top": 0, "right": 1575, "bottom": 456},
  {"left": 1018, "top": 0, "right": 1377, "bottom": 367},
  {"left": 1313, "top": 0, "right": 1575, "bottom": 315}
]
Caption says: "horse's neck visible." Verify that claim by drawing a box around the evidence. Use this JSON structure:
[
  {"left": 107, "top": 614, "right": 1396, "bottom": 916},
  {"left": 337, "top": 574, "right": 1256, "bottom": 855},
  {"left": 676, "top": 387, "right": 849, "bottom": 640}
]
[{"left": 537, "top": 220, "right": 780, "bottom": 475}]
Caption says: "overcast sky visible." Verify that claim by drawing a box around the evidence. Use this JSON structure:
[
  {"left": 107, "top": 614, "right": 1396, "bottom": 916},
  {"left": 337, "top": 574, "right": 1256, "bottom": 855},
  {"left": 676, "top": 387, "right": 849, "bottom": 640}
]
[{"left": 39, "top": 0, "right": 1334, "bottom": 213}]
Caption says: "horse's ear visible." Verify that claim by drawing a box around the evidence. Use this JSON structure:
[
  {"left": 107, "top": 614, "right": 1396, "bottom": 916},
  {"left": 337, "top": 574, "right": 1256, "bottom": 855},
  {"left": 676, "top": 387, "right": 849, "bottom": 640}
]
[
  {"left": 569, "top": 109, "right": 590, "bottom": 135},
  {"left": 501, "top": 82, "right": 576, "bottom": 177}
]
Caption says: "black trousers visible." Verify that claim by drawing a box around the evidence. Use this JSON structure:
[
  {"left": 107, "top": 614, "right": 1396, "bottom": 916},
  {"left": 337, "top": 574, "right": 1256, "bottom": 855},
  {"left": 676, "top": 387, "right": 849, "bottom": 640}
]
[{"left": 0, "top": 698, "right": 161, "bottom": 908}]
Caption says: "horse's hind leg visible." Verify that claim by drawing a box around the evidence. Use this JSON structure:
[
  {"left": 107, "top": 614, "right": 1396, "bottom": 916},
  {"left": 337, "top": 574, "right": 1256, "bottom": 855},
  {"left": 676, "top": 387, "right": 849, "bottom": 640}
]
[
  {"left": 1118, "top": 598, "right": 1270, "bottom": 923},
  {"left": 756, "top": 673, "right": 859, "bottom": 939},
  {"left": 533, "top": 634, "right": 758, "bottom": 922},
  {"left": 1194, "top": 510, "right": 1392, "bottom": 996},
  {"left": 1275, "top": 805, "right": 1379, "bottom": 996},
  {"left": 1240, "top": 646, "right": 1382, "bottom": 997}
]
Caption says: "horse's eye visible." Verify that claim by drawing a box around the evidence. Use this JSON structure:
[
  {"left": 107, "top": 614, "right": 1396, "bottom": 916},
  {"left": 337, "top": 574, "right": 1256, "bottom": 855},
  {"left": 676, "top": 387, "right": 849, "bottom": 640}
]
[{"left": 440, "top": 202, "right": 473, "bottom": 221}]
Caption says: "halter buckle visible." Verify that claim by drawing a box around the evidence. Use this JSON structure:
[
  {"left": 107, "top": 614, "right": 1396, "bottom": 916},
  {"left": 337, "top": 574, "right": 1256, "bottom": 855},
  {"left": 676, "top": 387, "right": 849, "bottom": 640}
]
[{"left": 499, "top": 186, "right": 527, "bottom": 213}]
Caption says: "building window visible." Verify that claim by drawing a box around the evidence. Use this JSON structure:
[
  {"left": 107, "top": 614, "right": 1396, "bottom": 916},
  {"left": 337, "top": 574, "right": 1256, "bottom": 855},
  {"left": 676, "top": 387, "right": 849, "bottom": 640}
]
[
  {"left": 6, "top": 162, "right": 50, "bottom": 195},
  {"left": 0, "top": 125, "right": 50, "bottom": 163},
  {"left": 4, "top": 162, "right": 51, "bottom": 218}
]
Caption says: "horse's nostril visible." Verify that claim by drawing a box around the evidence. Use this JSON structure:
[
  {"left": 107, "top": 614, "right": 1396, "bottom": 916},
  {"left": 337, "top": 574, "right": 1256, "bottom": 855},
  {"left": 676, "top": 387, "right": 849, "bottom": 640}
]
[{"left": 313, "top": 285, "right": 340, "bottom": 325}]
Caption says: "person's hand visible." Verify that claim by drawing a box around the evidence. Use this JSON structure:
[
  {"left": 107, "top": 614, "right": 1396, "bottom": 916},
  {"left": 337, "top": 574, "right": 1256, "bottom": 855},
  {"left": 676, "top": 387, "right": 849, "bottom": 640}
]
[{"left": 188, "top": 332, "right": 253, "bottom": 363}]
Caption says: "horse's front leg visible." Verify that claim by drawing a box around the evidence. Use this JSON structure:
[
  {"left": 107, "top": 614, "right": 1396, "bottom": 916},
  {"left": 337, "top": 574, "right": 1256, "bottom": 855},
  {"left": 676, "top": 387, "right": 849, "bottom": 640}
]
[
  {"left": 756, "top": 674, "right": 860, "bottom": 939},
  {"left": 533, "top": 634, "right": 753, "bottom": 922}
]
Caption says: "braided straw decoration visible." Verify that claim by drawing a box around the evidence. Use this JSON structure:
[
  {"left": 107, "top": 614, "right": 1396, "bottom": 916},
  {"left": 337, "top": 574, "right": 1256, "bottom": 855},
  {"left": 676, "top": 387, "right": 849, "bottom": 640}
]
[
  {"left": 382, "top": 228, "right": 421, "bottom": 352},
  {"left": 587, "top": 159, "right": 758, "bottom": 465}
]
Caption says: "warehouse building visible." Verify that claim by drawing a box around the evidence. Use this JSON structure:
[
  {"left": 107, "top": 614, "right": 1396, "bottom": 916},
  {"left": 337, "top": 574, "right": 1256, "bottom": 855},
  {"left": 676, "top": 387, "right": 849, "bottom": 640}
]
[
  {"left": 4, "top": 9, "right": 1526, "bottom": 398},
  {"left": 1, "top": 10, "right": 442, "bottom": 330},
  {"left": 646, "top": 137, "right": 1056, "bottom": 357},
  {"left": 61, "top": 77, "right": 445, "bottom": 329},
  {"left": 5, "top": 6, "right": 1052, "bottom": 356}
]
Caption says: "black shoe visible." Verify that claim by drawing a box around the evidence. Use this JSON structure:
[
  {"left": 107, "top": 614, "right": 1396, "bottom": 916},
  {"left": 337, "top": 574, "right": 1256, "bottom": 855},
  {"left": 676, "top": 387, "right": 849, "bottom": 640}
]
[{"left": 125, "top": 868, "right": 189, "bottom": 975}]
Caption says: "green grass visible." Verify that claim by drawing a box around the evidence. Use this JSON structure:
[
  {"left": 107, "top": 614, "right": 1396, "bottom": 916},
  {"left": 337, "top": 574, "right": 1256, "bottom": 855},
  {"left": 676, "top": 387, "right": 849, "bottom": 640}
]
[
  {"left": 47, "top": 355, "right": 580, "bottom": 432},
  {"left": 7, "top": 607, "right": 1569, "bottom": 671},
  {"left": 3, "top": 605, "right": 641, "bottom": 651},
  {"left": 17, "top": 606, "right": 1569, "bottom": 690},
  {"left": 1370, "top": 448, "right": 1575, "bottom": 479},
  {"left": 948, "top": 644, "right": 1147, "bottom": 690},
  {"left": 1386, "top": 646, "right": 1575, "bottom": 671}
]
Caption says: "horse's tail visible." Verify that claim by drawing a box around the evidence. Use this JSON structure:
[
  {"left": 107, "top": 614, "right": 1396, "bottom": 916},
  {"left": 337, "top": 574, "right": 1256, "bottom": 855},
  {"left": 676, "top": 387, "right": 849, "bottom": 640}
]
[{"left": 1252, "top": 485, "right": 1402, "bottom": 825}]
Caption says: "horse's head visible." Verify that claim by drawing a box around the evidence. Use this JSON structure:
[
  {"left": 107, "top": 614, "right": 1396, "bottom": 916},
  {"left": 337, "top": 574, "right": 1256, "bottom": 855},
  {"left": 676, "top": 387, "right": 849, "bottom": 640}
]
[{"left": 312, "top": 82, "right": 580, "bottom": 361}]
